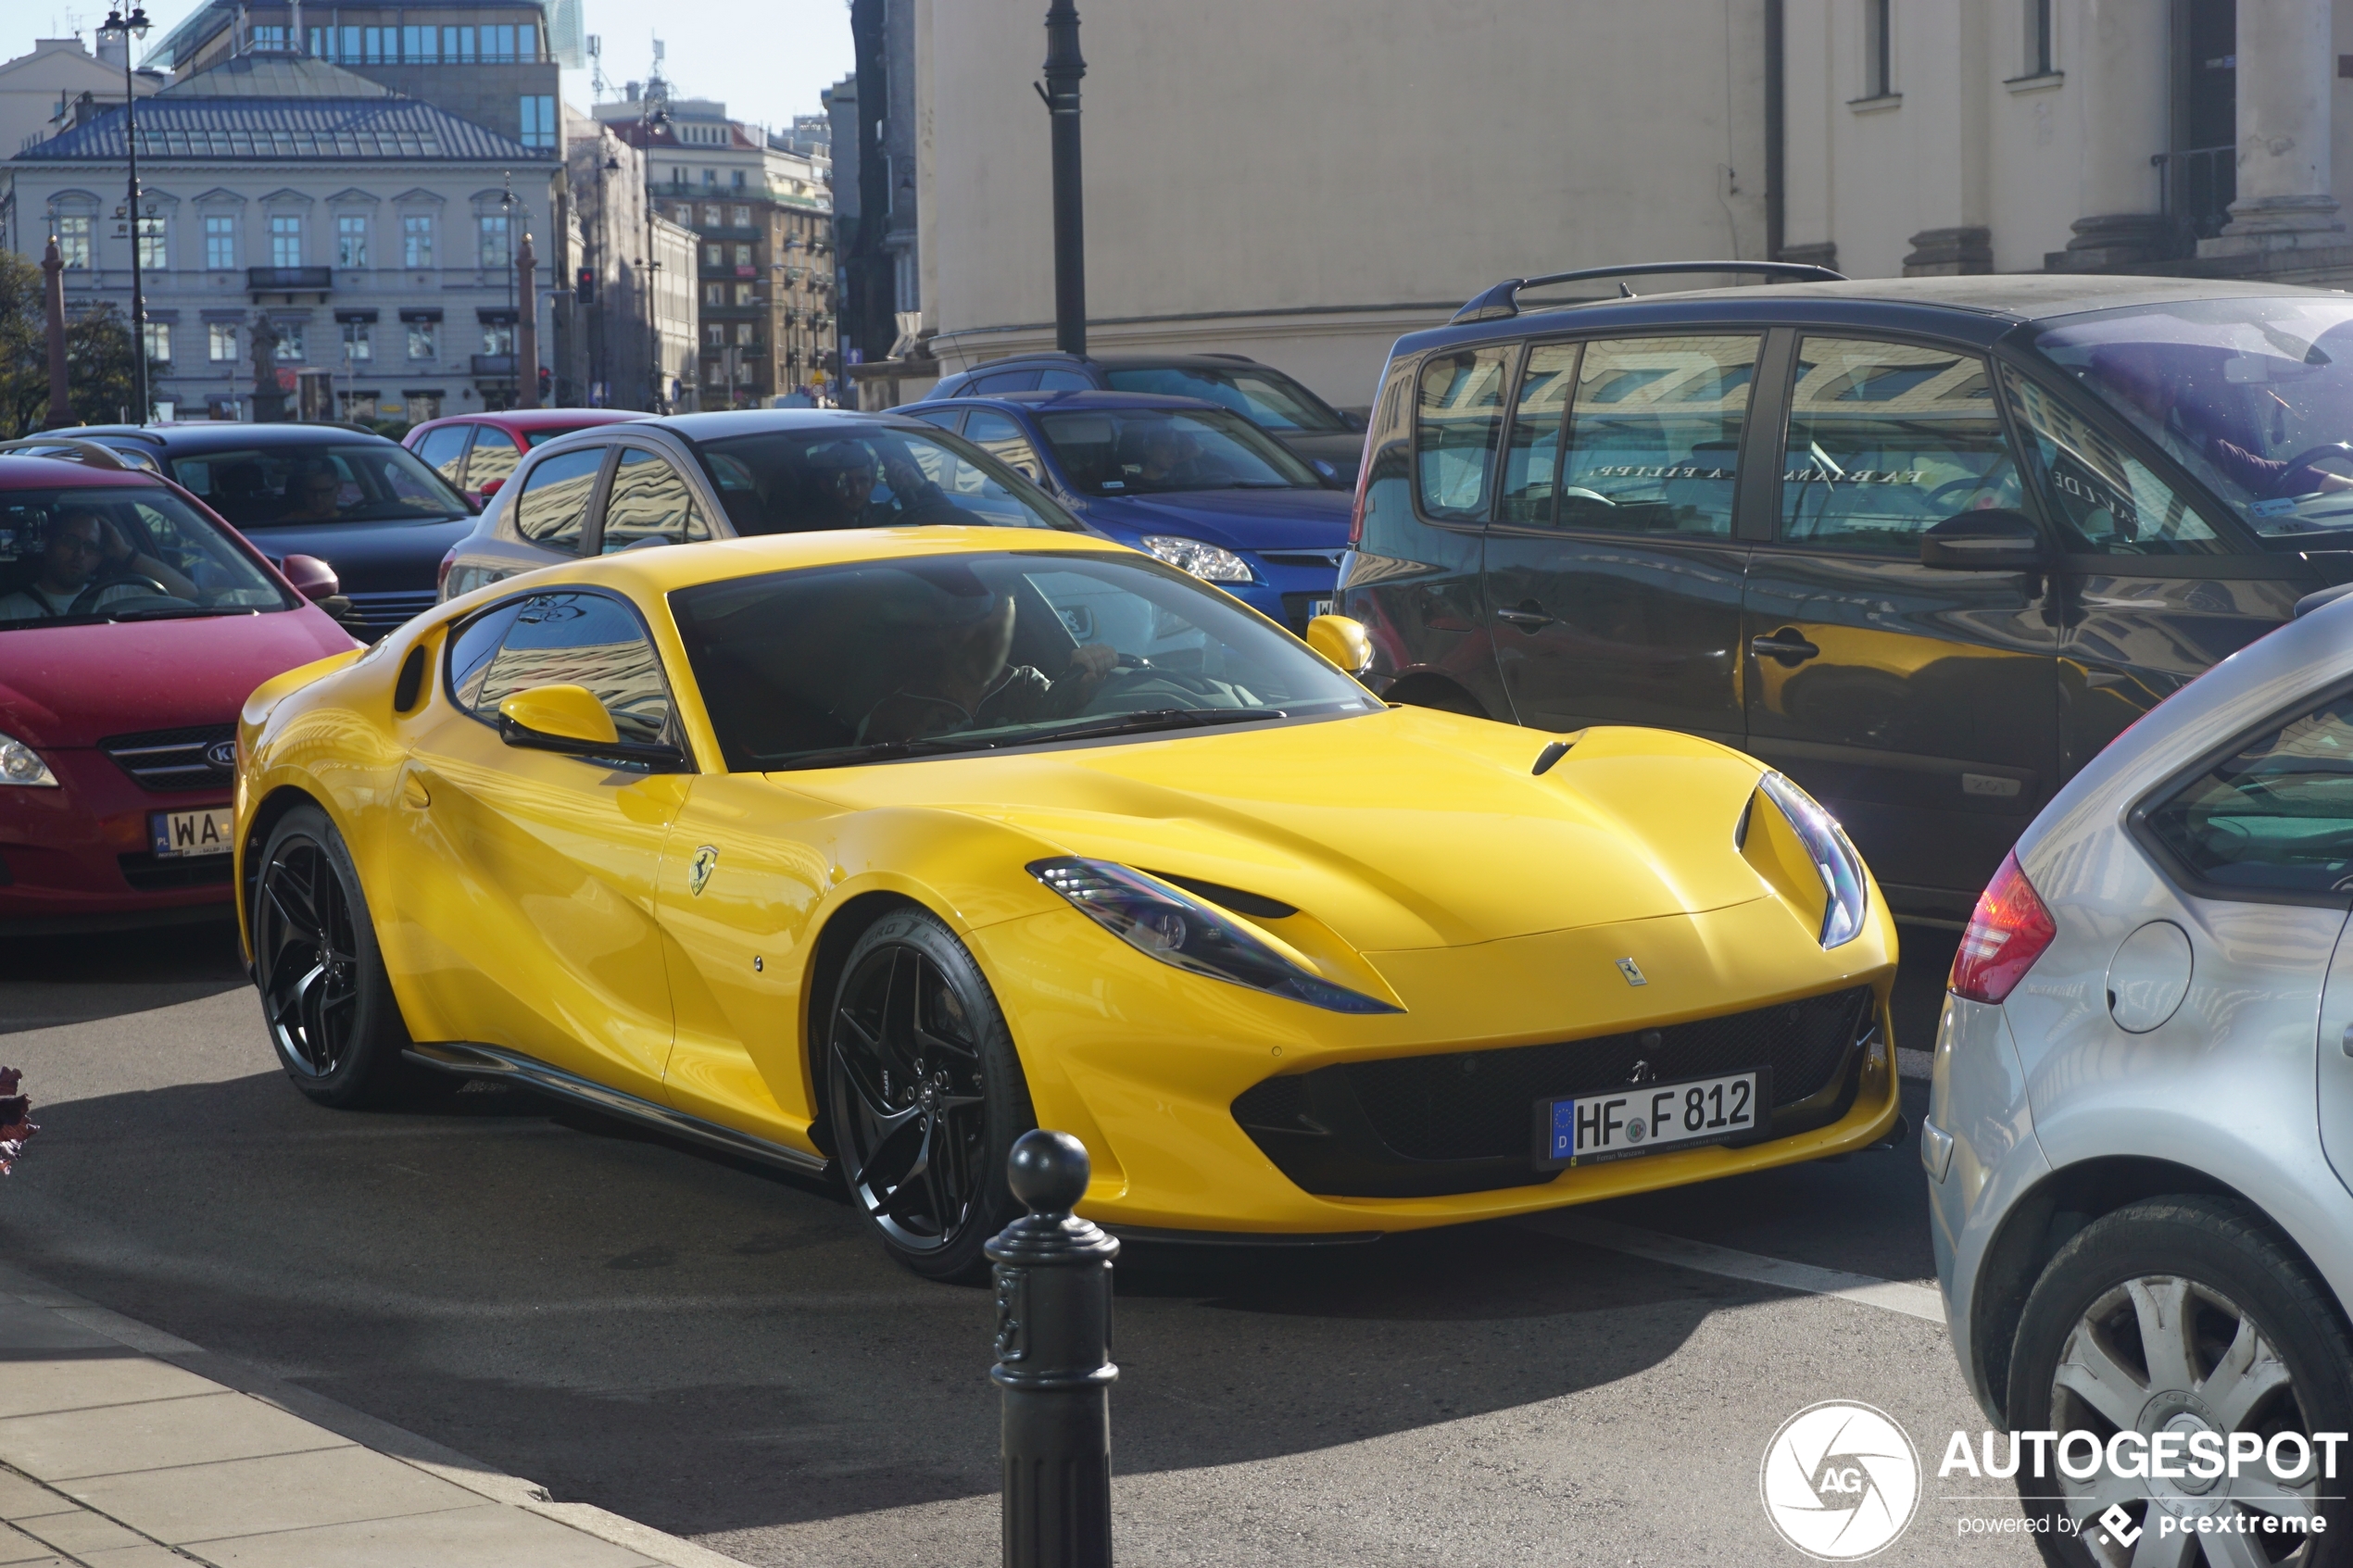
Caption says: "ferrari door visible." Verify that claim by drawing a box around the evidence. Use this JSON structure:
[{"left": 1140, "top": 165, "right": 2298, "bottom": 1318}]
[{"left": 393, "top": 587, "right": 687, "bottom": 1099}]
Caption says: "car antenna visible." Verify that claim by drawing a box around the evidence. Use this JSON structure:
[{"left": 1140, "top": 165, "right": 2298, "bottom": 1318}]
[{"left": 1617, "top": 282, "right": 1637, "bottom": 298}]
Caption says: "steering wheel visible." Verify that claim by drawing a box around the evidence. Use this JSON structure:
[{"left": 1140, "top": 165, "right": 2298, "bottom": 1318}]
[
  {"left": 1096, "top": 663, "right": 1227, "bottom": 701},
  {"left": 2268, "top": 443, "right": 2353, "bottom": 498},
  {"left": 69, "top": 572, "right": 172, "bottom": 615},
  {"left": 1113, "top": 653, "right": 1154, "bottom": 670}
]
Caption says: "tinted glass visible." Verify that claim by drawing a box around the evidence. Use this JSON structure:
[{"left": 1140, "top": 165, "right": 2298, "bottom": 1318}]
[
  {"left": 2033, "top": 296, "right": 2353, "bottom": 539},
  {"left": 694, "top": 425, "right": 1076, "bottom": 535},
  {"left": 1415, "top": 346, "right": 1512, "bottom": 520},
  {"left": 1036, "top": 369, "right": 1095, "bottom": 392},
  {"left": 467, "top": 426, "right": 522, "bottom": 490},
  {"left": 1035, "top": 407, "right": 1320, "bottom": 495},
  {"left": 445, "top": 598, "right": 522, "bottom": 702},
  {"left": 908, "top": 408, "right": 964, "bottom": 433},
  {"left": 460, "top": 589, "right": 672, "bottom": 745},
  {"left": 169, "top": 443, "right": 464, "bottom": 526},
  {"left": 0, "top": 485, "right": 292, "bottom": 628},
  {"left": 2147, "top": 689, "right": 2353, "bottom": 893},
  {"left": 668, "top": 550, "right": 1378, "bottom": 771},
  {"left": 963, "top": 411, "right": 1045, "bottom": 483},
  {"left": 1496, "top": 343, "right": 1579, "bottom": 525},
  {"left": 511, "top": 447, "right": 605, "bottom": 552},
  {"left": 600, "top": 450, "right": 711, "bottom": 554},
  {"left": 1779, "top": 338, "right": 2026, "bottom": 554},
  {"left": 1101, "top": 365, "right": 1347, "bottom": 432},
  {"left": 970, "top": 368, "right": 1041, "bottom": 393},
  {"left": 1557, "top": 335, "right": 1758, "bottom": 537},
  {"left": 2002, "top": 366, "right": 2230, "bottom": 556},
  {"left": 414, "top": 423, "right": 471, "bottom": 483}
]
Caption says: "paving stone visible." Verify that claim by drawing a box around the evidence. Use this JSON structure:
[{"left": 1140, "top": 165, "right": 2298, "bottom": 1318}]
[
  {"left": 193, "top": 1501, "right": 661, "bottom": 1568},
  {"left": 0, "top": 1393, "right": 344, "bottom": 1481},
  {"left": 0, "top": 1473, "right": 67, "bottom": 1524},
  {"left": 13, "top": 1506, "right": 149, "bottom": 1557},
  {"left": 0, "top": 1521, "right": 66, "bottom": 1565},
  {"left": 80, "top": 1546, "right": 199, "bottom": 1568},
  {"left": 67, "top": 1446, "right": 478, "bottom": 1546},
  {"left": 0, "top": 1358, "right": 219, "bottom": 1422}
]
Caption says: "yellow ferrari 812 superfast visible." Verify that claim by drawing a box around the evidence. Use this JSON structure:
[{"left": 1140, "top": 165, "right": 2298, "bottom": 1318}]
[{"left": 234, "top": 526, "right": 1898, "bottom": 1278}]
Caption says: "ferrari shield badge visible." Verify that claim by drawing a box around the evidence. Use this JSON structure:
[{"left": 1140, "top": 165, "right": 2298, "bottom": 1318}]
[
  {"left": 688, "top": 845, "right": 719, "bottom": 897},
  {"left": 1615, "top": 957, "right": 1647, "bottom": 987}
]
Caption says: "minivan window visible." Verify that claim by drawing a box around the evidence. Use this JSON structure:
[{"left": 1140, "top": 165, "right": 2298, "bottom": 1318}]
[
  {"left": 1779, "top": 338, "right": 2025, "bottom": 554},
  {"left": 2145, "top": 688, "right": 2353, "bottom": 894},
  {"left": 2002, "top": 367, "right": 2229, "bottom": 556},
  {"left": 1556, "top": 335, "right": 1759, "bottom": 537},
  {"left": 1414, "top": 346, "right": 1514, "bottom": 520},
  {"left": 1497, "top": 343, "right": 1580, "bottom": 525}
]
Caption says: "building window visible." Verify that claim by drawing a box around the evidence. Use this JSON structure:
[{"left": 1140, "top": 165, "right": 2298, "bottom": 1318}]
[
  {"left": 703, "top": 205, "right": 723, "bottom": 227},
  {"left": 731, "top": 170, "right": 746, "bottom": 190},
  {"left": 734, "top": 282, "right": 753, "bottom": 306},
  {"left": 1865, "top": 0, "right": 1894, "bottom": 97},
  {"left": 251, "top": 23, "right": 285, "bottom": 48},
  {"left": 141, "top": 321, "right": 171, "bottom": 363},
  {"left": 705, "top": 323, "right": 724, "bottom": 347},
  {"left": 208, "top": 321, "right": 238, "bottom": 362},
  {"left": 271, "top": 214, "right": 301, "bottom": 268},
  {"left": 336, "top": 214, "right": 368, "bottom": 268},
  {"left": 402, "top": 214, "right": 433, "bottom": 268},
  {"left": 520, "top": 95, "right": 557, "bottom": 149},
  {"left": 445, "top": 25, "right": 477, "bottom": 61},
  {"left": 702, "top": 169, "right": 718, "bottom": 188},
  {"left": 483, "top": 24, "right": 518, "bottom": 61},
  {"left": 734, "top": 243, "right": 752, "bottom": 268},
  {"left": 204, "top": 214, "right": 234, "bottom": 269},
  {"left": 341, "top": 322, "right": 371, "bottom": 362},
  {"left": 407, "top": 320, "right": 437, "bottom": 359},
  {"left": 735, "top": 322, "right": 753, "bottom": 346},
  {"left": 704, "top": 282, "right": 724, "bottom": 306},
  {"left": 483, "top": 322, "right": 515, "bottom": 355},
  {"left": 134, "top": 214, "right": 166, "bottom": 270},
  {"left": 2025, "top": 0, "right": 2054, "bottom": 75},
  {"left": 674, "top": 204, "right": 693, "bottom": 224},
  {"left": 479, "top": 214, "right": 510, "bottom": 269},
  {"left": 400, "top": 24, "right": 438, "bottom": 61},
  {"left": 56, "top": 216, "right": 90, "bottom": 269},
  {"left": 274, "top": 320, "right": 305, "bottom": 360},
  {"left": 702, "top": 243, "right": 721, "bottom": 268}
]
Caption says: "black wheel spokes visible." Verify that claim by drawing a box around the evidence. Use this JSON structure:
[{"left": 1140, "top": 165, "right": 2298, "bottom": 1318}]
[
  {"left": 833, "top": 944, "right": 991, "bottom": 1252},
  {"left": 258, "top": 841, "right": 359, "bottom": 1079}
]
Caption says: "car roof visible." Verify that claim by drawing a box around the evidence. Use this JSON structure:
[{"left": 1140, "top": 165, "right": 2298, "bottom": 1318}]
[
  {"left": 1392, "top": 273, "right": 2345, "bottom": 358},
  {"left": 959, "top": 352, "right": 1267, "bottom": 372},
  {"left": 57, "top": 422, "right": 406, "bottom": 453},
  {"left": 638, "top": 408, "right": 947, "bottom": 442},
  {"left": 924, "top": 390, "right": 1232, "bottom": 413},
  {"left": 417, "top": 408, "right": 648, "bottom": 433},
  {"left": 0, "top": 455, "right": 164, "bottom": 491}
]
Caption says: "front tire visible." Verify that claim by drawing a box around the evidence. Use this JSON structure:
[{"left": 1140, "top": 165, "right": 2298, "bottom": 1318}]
[
  {"left": 2007, "top": 1198, "right": 2353, "bottom": 1567},
  {"left": 825, "top": 908, "right": 1035, "bottom": 1282},
  {"left": 252, "top": 803, "right": 415, "bottom": 1109}
]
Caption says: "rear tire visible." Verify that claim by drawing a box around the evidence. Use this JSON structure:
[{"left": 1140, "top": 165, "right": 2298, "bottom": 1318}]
[
  {"left": 251, "top": 803, "right": 415, "bottom": 1109},
  {"left": 2006, "top": 1197, "right": 2353, "bottom": 1567},
  {"left": 825, "top": 907, "right": 1035, "bottom": 1283}
]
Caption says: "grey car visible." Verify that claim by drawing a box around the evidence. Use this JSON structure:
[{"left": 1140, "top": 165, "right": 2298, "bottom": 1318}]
[
  {"left": 436, "top": 409, "right": 1084, "bottom": 601},
  {"left": 1928, "top": 590, "right": 2353, "bottom": 1560}
]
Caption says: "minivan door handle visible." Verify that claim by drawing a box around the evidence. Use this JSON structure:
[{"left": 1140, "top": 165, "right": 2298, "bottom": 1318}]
[
  {"left": 1495, "top": 602, "right": 1555, "bottom": 629},
  {"left": 1750, "top": 628, "right": 1821, "bottom": 666}
]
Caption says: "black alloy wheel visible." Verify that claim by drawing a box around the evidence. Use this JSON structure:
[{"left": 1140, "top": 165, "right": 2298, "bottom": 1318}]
[
  {"left": 252, "top": 804, "right": 415, "bottom": 1108},
  {"left": 827, "top": 908, "right": 1032, "bottom": 1281}
]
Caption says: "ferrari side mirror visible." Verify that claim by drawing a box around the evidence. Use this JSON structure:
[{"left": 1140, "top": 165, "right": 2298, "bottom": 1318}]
[
  {"left": 496, "top": 684, "right": 687, "bottom": 771},
  {"left": 1305, "top": 613, "right": 1374, "bottom": 677}
]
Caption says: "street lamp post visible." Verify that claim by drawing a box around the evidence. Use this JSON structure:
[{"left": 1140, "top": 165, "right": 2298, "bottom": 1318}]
[
  {"left": 98, "top": 6, "right": 152, "bottom": 423},
  {"left": 1040, "top": 0, "right": 1087, "bottom": 357}
]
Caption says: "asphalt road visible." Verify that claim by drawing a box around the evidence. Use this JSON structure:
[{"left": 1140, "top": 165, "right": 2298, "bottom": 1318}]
[{"left": 0, "top": 915, "right": 2045, "bottom": 1566}]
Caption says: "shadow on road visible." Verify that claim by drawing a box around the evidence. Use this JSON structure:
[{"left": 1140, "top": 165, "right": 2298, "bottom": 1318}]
[{"left": 0, "top": 915, "right": 246, "bottom": 1035}]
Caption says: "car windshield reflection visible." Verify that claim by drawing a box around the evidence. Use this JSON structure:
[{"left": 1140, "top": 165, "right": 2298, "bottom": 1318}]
[
  {"left": 1036, "top": 407, "right": 1325, "bottom": 496},
  {"left": 168, "top": 444, "right": 467, "bottom": 527},
  {"left": 0, "top": 485, "right": 295, "bottom": 629},
  {"left": 692, "top": 425, "right": 1080, "bottom": 536}
]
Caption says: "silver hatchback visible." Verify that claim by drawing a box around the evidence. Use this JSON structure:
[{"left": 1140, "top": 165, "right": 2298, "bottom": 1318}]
[{"left": 1930, "top": 592, "right": 2353, "bottom": 1561}]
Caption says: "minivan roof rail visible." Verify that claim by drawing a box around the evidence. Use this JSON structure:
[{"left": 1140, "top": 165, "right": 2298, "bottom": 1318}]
[
  {"left": 1449, "top": 260, "right": 1849, "bottom": 324},
  {"left": 0, "top": 436, "right": 145, "bottom": 471}
]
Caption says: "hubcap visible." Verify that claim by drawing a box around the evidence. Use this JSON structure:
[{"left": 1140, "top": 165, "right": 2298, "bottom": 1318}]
[
  {"left": 2051, "top": 1273, "right": 2319, "bottom": 1563},
  {"left": 256, "top": 836, "right": 360, "bottom": 1079},
  {"left": 829, "top": 944, "right": 988, "bottom": 1253}
]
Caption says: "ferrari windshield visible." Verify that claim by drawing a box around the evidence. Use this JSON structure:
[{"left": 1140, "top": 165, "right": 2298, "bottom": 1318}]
[
  {"left": 0, "top": 484, "right": 293, "bottom": 629},
  {"left": 669, "top": 549, "right": 1378, "bottom": 770},
  {"left": 1036, "top": 407, "right": 1325, "bottom": 495},
  {"left": 166, "top": 443, "right": 467, "bottom": 526},
  {"left": 693, "top": 425, "right": 1079, "bottom": 535},
  {"left": 2035, "top": 296, "right": 2353, "bottom": 537}
]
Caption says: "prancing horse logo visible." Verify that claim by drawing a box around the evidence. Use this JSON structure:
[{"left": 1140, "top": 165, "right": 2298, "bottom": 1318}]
[
  {"left": 1616, "top": 957, "right": 1648, "bottom": 987},
  {"left": 688, "top": 845, "right": 719, "bottom": 897}
]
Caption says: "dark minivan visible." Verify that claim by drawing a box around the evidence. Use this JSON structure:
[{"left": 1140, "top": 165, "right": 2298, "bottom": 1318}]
[{"left": 1344, "top": 267, "right": 2353, "bottom": 922}]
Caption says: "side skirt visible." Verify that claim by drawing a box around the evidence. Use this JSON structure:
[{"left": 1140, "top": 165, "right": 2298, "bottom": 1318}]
[{"left": 405, "top": 1041, "right": 829, "bottom": 1178}]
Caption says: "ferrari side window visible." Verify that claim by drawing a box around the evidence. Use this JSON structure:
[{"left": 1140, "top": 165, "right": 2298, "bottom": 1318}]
[
  {"left": 446, "top": 599, "right": 523, "bottom": 709},
  {"left": 468, "top": 590, "right": 673, "bottom": 746}
]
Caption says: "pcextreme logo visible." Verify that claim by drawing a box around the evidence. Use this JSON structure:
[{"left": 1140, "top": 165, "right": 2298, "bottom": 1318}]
[{"left": 1760, "top": 1400, "right": 1922, "bottom": 1560}]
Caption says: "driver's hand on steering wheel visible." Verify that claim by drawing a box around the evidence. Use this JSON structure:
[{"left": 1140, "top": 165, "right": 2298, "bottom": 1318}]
[
  {"left": 2322, "top": 473, "right": 2353, "bottom": 495},
  {"left": 1066, "top": 643, "right": 1117, "bottom": 683}
]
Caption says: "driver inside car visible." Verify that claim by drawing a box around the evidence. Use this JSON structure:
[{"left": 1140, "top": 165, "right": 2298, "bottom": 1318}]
[
  {"left": 0, "top": 506, "right": 195, "bottom": 621},
  {"left": 856, "top": 589, "right": 1117, "bottom": 745}
]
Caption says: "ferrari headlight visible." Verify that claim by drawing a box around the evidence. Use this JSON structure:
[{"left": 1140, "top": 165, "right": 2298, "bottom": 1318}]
[
  {"left": 1756, "top": 771, "right": 1868, "bottom": 948},
  {"left": 1139, "top": 535, "right": 1254, "bottom": 583},
  {"left": 1029, "top": 858, "right": 1398, "bottom": 1013},
  {"left": 0, "top": 731, "right": 57, "bottom": 788}
]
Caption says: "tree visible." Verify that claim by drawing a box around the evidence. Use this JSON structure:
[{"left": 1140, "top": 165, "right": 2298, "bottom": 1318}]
[{"left": 0, "top": 247, "right": 161, "bottom": 437}]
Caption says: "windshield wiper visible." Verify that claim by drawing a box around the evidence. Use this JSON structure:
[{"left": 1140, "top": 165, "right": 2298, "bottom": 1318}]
[
  {"left": 770, "top": 733, "right": 1026, "bottom": 770},
  {"left": 108, "top": 605, "right": 258, "bottom": 621},
  {"left": 769, "top": 708, "right": 1290, "bottom": 771}
]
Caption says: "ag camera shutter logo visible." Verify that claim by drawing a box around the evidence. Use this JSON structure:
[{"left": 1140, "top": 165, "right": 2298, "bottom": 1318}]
[{"left": 1760, "top": 1400, "right": 1920, "bottom": 1560}]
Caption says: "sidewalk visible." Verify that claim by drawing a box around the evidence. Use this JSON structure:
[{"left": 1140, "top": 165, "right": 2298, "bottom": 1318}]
[{"left": 0, "top": 1261, "right": 753, "bottom": 1568}]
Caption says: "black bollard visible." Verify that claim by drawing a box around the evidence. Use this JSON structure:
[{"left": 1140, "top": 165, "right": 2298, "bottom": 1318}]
[{"left": 988, "top": 1128, "right": 1119, "bottom": 1568}]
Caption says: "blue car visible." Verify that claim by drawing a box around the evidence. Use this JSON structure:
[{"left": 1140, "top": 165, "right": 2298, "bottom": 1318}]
[{"left": 897, "top": 391, "right": 1351, "bottom": 633}]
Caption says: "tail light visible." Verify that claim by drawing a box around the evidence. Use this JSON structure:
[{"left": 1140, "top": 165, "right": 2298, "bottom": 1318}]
[
  {"left": 1347, "top": 470, "right": 1369, "bottom": 546},
  {"left": 436, "top": 544, "right": 459, "bottom": 595},
  {"left": 1949, "top": 851, "right": 2056, "bottom": 1004}
]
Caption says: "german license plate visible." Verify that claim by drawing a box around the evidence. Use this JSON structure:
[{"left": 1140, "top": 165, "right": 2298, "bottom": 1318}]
[
  {"left": 150, "top": 808, "right": 233, "bottom": 859},
  {"left": 1535, "top": 1068, "right": 1769, "bottom": 1168}
]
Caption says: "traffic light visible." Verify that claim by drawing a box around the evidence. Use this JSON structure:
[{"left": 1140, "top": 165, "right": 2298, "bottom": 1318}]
[
  {"left": 575, "top": 267, "right": 596, "bottom": 305},
  {"left": 536, "top": 365, "right": 552, "bottom": 400}
]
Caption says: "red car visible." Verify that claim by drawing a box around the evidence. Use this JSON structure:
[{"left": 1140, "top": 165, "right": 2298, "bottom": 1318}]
[
  {"left": 403, "top": 408, "right": 648, "bottom": 508},
  {"left": 0, "top": 453, "right": 358, "bottom": 933}
]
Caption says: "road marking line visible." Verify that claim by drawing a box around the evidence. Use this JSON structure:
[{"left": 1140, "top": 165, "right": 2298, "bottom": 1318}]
[{"left": 1522, "top": 1211, "right": 1948, "bottom": 1323}]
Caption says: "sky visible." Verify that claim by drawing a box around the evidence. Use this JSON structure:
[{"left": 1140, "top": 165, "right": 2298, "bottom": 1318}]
[{"left": 6, "top": 0, "right": 854, "bottom": 135}]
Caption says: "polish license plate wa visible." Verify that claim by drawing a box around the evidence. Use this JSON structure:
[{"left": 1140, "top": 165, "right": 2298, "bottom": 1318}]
[
  {"left": 1535, "top": 1068, "right": 1770, "bottom": 1168},
  {"left": 150, "top": 808, "right": 234, "bottom": 859}
]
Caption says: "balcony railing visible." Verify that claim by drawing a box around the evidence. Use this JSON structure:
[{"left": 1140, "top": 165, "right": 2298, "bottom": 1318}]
[
  {"left": 470, "top": 353, "right": 516, "bottom": 377},
  {"left": 247, "top": 266, "right": 333, "bottom": 293}
]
